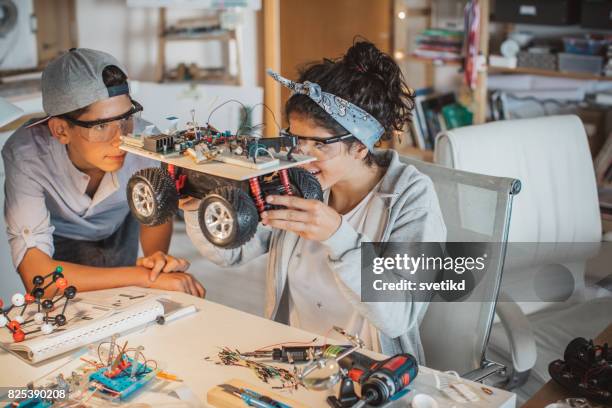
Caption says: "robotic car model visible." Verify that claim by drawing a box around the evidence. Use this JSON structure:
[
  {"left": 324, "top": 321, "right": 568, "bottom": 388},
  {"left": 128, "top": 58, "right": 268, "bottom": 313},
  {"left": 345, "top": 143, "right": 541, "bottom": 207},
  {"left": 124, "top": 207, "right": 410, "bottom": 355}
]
[{"left": 122, "top": 114, "right": 323, "bottom": 249}]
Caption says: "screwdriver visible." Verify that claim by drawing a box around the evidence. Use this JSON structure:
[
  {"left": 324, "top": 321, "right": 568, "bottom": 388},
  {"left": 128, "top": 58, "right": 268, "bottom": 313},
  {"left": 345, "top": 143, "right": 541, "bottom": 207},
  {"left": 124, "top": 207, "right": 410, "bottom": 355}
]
[{"left": 221, "top": 384, "right": 292, "bottom": 408}]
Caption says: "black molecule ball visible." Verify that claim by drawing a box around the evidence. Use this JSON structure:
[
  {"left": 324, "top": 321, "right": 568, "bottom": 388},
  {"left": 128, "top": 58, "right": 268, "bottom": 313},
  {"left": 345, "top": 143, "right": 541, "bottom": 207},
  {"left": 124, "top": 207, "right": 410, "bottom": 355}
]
[
  {"left": 32, "top": 288, "right": 44, "bottom": 299},
  {"left": 64, "top": 286, "right": 77, "bottom": 300},
  {"left": 55, "top": 314, "right": 67, "bottom": 326},
  {"left": 42, "top": 299, "right": 54, "bottom": 311}
]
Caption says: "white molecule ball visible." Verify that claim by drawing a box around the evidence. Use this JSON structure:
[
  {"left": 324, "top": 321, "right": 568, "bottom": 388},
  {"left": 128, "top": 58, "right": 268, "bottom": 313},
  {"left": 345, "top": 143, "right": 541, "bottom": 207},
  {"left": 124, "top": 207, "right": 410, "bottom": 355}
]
[
  {"left": 34, "top": 312, "right": 45, "bottom": 325},
  {"left": 0, "top": 315, "right": 7, "bottom": 327},
  {"left": 14, "top": 315, "right": 24, "bottom": 324},
  {"left": 41, "top": 323, "right": 54, "bottom": 335},
  {"left": 11, "top": 293, "right": 25, "bottom": 307}
]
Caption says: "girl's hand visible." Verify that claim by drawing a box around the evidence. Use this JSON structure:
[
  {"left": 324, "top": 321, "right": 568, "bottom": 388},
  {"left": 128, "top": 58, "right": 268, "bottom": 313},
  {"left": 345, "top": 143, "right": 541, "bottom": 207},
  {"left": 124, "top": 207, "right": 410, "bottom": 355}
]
[
  {"left": 261, "top": 195, "right": 341, "bottom": 241},
  {"left": 179, "top": 197, "right": 201, "bottom": 212},
  {"left": 137, "top": 251, "right": 190, "bottom": 281}
]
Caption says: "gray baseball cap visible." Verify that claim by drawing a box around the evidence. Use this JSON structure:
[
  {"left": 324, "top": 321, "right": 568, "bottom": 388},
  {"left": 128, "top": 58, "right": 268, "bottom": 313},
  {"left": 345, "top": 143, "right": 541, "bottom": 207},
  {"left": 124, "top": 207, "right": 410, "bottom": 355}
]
[{"left": 29, "top": 48, "right": 130, "bottom": 127}]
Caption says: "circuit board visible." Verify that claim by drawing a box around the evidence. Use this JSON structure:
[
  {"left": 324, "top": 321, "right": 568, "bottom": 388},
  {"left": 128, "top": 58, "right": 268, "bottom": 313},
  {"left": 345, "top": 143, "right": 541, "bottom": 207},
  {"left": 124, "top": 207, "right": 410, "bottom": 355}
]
[
  {"left": 89, "top": 358, "right": 158, "bottom": 401},
  {"left": 121, "top": 143, "right": 316, "bottom": 181}
]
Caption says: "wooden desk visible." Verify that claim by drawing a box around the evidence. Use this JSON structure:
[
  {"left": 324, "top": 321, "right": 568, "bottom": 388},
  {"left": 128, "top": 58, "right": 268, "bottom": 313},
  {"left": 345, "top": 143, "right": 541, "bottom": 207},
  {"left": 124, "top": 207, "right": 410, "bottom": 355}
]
[
  {"left": 0, "top": 289, "right": 517, "bottom": 407},
  {"left": 522, "top": 324, "right": 612, "bottom": 408}
]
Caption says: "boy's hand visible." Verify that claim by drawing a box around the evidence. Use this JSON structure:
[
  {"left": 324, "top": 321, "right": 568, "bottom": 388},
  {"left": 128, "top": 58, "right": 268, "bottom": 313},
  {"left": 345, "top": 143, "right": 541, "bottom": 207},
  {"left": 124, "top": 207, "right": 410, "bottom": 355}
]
[
  {"left": 179, "top": 197, "right": 201, "bottom": 212},
  {"left": 148, "top": 272, "right": 206, "bottom": 298},
  {"left": 137, "top": 251, "right": 190, "bottom": 281}
]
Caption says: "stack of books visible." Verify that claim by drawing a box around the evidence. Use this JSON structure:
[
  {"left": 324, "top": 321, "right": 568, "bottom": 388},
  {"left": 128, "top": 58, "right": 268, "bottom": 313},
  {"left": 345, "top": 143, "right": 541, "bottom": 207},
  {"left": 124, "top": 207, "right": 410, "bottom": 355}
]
[
  {"left": 408, "top": 89, "right": 473, "bottom": 151},
  {"left": 412, "top": 29, "right": 464, "bottom": 62}
]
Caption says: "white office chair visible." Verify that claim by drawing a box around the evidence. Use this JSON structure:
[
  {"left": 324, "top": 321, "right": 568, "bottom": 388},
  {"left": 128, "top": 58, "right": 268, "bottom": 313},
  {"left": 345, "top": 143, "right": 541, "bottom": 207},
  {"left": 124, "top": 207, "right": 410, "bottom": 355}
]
[
  {"left": 400, "top": 156, "right": 520, "bottom": 379},
  {"left": 434, "top": 115, "right": 612, "bottom": 401}
]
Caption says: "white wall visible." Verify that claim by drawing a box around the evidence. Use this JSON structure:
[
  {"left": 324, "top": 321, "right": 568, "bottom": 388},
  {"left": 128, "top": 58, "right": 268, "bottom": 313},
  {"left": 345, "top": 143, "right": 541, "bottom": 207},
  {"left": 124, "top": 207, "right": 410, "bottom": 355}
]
[{"left": 75, "top": 0, "right": 259, "bottom": 87}]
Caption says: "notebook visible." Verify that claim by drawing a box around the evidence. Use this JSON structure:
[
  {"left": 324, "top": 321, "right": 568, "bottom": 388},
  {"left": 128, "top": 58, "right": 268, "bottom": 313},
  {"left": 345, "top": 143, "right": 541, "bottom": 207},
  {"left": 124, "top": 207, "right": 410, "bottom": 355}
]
[{"left": 0, "top": 288, "right": 188, "bottom": 364}]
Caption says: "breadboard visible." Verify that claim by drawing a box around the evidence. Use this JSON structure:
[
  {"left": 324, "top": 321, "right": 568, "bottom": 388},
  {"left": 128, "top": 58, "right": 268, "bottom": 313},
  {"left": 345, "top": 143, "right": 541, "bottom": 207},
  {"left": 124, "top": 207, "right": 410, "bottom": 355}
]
[{"left": 214, "top": 150, "right": 279, "bottom": 169}]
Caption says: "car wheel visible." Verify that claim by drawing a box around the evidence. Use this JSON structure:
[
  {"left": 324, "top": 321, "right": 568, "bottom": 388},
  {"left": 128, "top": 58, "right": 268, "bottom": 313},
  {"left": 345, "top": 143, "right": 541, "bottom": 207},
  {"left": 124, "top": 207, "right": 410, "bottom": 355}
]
[
  {"left": 287, "top": 167, "right": 323, "bottom": 201},
  {"left": 198, "top": 186, "right": 259, "bottom": 248},
  {"left": 127, "top": 167, "right": 178, "bottom": 226}
]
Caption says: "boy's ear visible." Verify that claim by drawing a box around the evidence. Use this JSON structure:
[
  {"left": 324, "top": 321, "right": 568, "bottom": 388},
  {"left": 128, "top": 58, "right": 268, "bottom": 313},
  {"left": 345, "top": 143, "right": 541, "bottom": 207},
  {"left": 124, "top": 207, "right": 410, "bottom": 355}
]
[{"left": 48, "top": 117, "right": 72, "bottom": 144}]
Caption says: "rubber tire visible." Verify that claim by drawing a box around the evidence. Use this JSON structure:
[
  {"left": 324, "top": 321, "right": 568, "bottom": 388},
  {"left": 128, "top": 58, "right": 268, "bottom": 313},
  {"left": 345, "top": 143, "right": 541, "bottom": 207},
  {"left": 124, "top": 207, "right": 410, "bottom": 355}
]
[
  {"left": 198, "top": 186, "right": 259, "bottom": 249},
  {"left": 127, "top": 167, "right": 178, "bottom": 226},
  {"left": 287, "top": 167, "right": 323, "bottom": 201}
]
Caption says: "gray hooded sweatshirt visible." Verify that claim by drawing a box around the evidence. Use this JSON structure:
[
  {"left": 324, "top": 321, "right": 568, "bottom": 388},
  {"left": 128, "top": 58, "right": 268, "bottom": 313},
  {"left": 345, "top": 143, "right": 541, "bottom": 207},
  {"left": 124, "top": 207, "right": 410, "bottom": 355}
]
[{"left": 184, "top": 149, "right": 447, "bottom": 363}]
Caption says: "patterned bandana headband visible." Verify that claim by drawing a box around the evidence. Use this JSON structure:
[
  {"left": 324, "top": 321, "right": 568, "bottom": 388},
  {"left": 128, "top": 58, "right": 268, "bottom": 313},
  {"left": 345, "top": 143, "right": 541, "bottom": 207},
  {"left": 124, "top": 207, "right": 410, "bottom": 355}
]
[{"left": 266, "top": 69, "right": 384, "bottom": 151}]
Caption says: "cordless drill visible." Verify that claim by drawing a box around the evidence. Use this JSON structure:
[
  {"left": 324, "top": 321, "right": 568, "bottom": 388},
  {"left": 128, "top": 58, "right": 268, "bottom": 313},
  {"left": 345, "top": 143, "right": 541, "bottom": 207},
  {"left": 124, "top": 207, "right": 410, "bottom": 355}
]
[{"left": 328, "top": 353, "right": 419, "bottom": 408}]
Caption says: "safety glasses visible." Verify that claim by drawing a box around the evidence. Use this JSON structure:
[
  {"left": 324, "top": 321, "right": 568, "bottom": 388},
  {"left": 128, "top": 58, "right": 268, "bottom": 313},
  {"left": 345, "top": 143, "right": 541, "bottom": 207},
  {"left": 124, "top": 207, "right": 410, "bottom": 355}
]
[
  {"left": 280, "top": 128, "right": 356, "bottom": 157},
  {"left": 61, "top": 99, "right": 143, "bottom": 143}
]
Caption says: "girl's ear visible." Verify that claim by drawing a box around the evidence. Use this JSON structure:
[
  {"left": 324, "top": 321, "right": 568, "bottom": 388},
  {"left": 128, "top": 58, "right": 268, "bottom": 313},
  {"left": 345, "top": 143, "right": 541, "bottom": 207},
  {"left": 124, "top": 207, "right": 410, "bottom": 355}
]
[
  {"left": 48, "top": 118, "right": 72, "bottom": 145},
  {"left": 351, "top": 141, "right": 369, "bottom": 160}
]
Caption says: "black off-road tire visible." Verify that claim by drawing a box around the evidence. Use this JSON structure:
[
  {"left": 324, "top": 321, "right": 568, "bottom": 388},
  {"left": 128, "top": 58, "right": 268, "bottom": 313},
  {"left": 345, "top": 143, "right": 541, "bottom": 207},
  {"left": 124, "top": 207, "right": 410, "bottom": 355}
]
[
  {"left": 127, "top": 167, "right": 178, "bottom": 226},
  {"left": 198, "top": 186, "right": 259, "bottom": 249},
  {"left": 287, "top": 167, "right": 323, "bottom": 201}
]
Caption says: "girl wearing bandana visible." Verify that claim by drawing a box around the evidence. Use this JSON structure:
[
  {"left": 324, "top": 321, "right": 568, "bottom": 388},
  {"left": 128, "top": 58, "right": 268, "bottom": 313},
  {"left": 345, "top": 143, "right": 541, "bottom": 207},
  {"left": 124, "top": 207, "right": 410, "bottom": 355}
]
[{"left": 182, "top": 41, "right": 446, "bottom": 362}]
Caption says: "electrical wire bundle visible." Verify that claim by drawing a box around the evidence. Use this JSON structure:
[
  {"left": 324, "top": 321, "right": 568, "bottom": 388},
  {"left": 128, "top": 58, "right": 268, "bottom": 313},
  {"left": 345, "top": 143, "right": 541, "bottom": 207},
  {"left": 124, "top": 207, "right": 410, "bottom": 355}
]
[{"left": 210, "top": 347, "right": 301, "bottom": 390}]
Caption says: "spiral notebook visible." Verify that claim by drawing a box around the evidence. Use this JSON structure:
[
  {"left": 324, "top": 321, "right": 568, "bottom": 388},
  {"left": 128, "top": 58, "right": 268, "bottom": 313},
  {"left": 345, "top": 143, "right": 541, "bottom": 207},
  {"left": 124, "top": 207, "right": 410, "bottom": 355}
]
[{"left": 0, "top": 288, "right": 182, "bottom": 364}]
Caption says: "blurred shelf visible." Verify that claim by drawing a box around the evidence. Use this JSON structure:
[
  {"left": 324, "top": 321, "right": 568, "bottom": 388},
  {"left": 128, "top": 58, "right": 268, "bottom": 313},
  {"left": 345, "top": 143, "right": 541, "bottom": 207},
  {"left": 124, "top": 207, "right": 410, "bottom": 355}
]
[
  {"left": 156, "top": 8, "right": 241, "bottom": 85},
  {"left": 0, "top": 66, "right": 44, "bottom": 78},
  {"left": 163, "top": 30, "right": 232, "bottom": 42},
  {"left": 394, "top": 145, "right": 434, "bottom": 162},
  {"left": 603, "top": 215, "right": 612, "bottom": 233},
  {"left": 488, "top": 66, "right": 612, "bottom": 81},
  {"left": 401, "top": 55, "right": 463, "bottom": 67}
]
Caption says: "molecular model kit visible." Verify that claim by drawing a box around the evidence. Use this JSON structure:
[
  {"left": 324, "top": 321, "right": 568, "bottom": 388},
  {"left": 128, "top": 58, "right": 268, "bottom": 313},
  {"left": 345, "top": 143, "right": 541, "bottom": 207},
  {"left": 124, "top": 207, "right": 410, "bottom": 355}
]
[{"left": 0, "top": 266, "right": 77, "bottom": 343}]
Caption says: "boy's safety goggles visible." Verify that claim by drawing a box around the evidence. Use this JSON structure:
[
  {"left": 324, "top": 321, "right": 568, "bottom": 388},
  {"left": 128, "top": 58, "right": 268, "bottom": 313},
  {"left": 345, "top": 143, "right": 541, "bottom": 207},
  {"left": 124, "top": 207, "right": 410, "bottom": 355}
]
[{"left": 60, "top": 99, "right": 143, "bottom": 143}]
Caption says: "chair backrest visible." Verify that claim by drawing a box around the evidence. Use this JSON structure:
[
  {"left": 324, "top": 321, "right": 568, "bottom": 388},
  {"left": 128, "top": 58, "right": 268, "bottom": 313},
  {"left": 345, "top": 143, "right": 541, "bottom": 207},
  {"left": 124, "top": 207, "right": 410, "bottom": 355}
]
[
  {"left": 434, "top": 115, "right": 601, "bottom": 243},
  {"left": 434, "top": 115, "right": 602, "bottom": 314},
  {"left": 400, "top": 156, "right": 520, "bottom": 375}
]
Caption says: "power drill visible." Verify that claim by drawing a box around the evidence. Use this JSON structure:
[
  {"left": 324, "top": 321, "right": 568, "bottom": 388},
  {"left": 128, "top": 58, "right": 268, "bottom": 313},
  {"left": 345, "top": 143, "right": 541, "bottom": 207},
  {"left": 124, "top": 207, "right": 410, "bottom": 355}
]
[{"left": 328, "top": 353, "right": 418, "bottom": 408}]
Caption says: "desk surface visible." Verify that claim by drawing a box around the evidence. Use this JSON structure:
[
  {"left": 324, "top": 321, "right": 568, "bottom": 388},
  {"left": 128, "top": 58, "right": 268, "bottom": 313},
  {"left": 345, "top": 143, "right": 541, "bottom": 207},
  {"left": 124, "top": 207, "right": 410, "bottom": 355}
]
[
  {"left": 0, "top": 290, "right": 516, "bottom": 407},
  {"left": 523, "top": 323, "right": 612, "bottom": 408}
]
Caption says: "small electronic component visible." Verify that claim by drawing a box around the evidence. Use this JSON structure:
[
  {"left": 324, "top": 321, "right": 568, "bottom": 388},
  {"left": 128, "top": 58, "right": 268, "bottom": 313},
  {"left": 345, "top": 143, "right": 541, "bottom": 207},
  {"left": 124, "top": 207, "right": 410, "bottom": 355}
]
[{"left": 143, "top": 134, "right": 175, "bottom": 153}]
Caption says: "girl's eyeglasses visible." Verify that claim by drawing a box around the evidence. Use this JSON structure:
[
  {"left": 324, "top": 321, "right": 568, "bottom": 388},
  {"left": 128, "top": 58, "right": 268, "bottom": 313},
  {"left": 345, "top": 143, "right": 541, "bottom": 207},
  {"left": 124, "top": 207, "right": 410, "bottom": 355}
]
[{"left": 280, "top": 128, "right": 356, "bottom": 157}]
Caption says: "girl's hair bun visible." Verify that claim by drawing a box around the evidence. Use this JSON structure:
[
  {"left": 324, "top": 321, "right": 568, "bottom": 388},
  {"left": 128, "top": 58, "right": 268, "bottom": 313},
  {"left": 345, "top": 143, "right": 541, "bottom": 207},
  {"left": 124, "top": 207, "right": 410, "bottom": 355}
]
[
  {"left": 287, "top": 40, "right": 415, "bottom": 138},
  {"left": 343, "top": 41, "right": 394, "bottom": 80}
]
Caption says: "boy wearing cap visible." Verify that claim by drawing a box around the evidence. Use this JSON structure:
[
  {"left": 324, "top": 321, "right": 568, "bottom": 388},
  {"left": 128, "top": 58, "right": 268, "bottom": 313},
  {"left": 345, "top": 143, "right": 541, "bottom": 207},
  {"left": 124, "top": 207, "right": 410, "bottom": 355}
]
[{"left": 2, "top": 48, "right": 205, "bottom": 297}]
